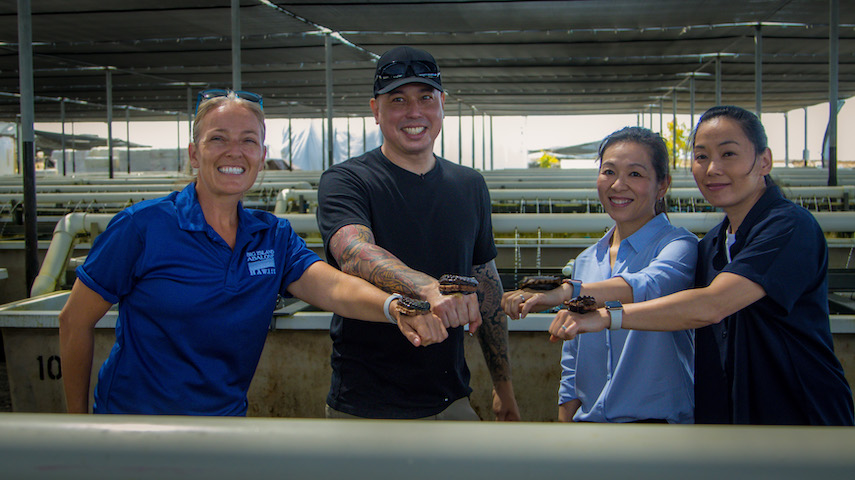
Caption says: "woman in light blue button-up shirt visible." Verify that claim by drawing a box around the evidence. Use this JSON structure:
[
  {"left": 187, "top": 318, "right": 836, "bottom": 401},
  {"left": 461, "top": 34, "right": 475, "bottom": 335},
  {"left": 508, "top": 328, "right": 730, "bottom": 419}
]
[{"left": 503, "top": 127, "right": 698, "bottom": 423}]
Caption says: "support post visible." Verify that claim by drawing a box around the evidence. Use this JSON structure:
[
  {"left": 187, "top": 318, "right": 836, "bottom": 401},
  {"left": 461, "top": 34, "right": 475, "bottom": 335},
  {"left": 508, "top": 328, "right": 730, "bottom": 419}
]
[
  {"left": 125, "top": 106, "right": 131, "bottom": 173},
  {"left": 672, "top": 94, "right": 677, "bottom": 169},
  {"left": 828, "top": 0, "right": 839, "bottom": 186},
  {"left": 106, "top": 68, "right": 114, "bottom": 179},
  {"left": 17, "top": 0, "right": 39, "bottom": 294},
  {"left": 325, "top": 33, "right": 334, "bottom": 169},
  {"left": 755, "top": 25, "right": 763, "bottom": 118},
  {"left": 60, "top": 98, "right": 67, "bottom": 176},
  {"left": 784, "top": 111, "right": 789, "bottom": 167},
  {"left": 715, "top": 55, "right": 722, "bottom": 106},
  {"left": 231, "top": 0, "right": 241, "bottom": 90}
]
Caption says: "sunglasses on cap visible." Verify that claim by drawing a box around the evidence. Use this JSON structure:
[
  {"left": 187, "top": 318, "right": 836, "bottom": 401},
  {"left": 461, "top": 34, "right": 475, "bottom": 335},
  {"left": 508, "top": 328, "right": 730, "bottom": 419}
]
[
  {"left": 195, "top": 89, "right": 263, "bottom": 114},
  {"left": 375, "top": 60, "right": 441, "bottom": 83}
]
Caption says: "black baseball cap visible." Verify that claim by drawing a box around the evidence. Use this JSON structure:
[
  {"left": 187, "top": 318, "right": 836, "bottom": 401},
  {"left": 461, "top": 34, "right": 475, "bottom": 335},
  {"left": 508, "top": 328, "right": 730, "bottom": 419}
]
[{"left": 373, "top": 46, "right": 443, "bottom": 96}]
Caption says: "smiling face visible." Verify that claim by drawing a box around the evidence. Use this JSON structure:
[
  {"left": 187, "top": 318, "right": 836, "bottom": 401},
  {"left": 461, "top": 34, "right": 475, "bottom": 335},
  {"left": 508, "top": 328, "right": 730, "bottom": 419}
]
[
  {"left": 691, "top": 116, "right": 771, "bottom": 229},
  {"left": 189, "top": 102, "right": 266, "bottom": 201},
  {"left": 370, "top": 83, "right": 445, "bottom": 167},
  {"left": 597, "top": 140, "right": 670, "bottom": 237}
]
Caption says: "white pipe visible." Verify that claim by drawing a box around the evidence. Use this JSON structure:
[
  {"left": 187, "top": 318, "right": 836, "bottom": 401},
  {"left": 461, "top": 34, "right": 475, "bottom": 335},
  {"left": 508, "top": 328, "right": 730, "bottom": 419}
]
[
  {"left": 0, "top": 414, "right": 853, "bottom": 480},
  {"left": 0, "top": 192, "right": 173, "bottom": 204},
  {"left": 26, "top": 210, "right": 855, "bottom": 298},
  {"left": 29, "top": 213, "right": 115, "bottom": 297},
  {"left": 276, "top": 186, "right": 854, "bottom": 207},
  {"left": 4, "top": 186, "right": 850, "bottom": 214}
]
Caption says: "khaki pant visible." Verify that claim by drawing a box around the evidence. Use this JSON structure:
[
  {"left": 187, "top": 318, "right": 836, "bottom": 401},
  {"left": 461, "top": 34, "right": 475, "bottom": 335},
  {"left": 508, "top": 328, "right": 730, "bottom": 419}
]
[{"left": 325, "top": 397, "right": 480, "bottom": 421}]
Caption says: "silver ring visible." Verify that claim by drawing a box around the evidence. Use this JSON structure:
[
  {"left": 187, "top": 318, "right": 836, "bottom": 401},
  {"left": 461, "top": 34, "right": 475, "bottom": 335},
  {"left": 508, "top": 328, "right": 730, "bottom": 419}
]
[
  {"left": 519, "top": 295, "right": 525, "bottom": 302},
  {"left": 560, "top": 325, "right": 567, "bottom": 329}
]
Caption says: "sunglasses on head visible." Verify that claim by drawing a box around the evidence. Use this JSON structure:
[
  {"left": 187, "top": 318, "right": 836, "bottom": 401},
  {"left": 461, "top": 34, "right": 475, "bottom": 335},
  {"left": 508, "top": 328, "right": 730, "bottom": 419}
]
[
  {"left": 195, "top": 89, "right": 263, "bottom": 114},
  {"left": 375, "top": 60, "right": 441, "bottom": 82}
]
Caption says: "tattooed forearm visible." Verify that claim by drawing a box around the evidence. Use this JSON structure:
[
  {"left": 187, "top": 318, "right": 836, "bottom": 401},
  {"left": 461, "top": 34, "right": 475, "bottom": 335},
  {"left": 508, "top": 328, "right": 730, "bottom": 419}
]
[
  {"left": 473, "top": 260, "right": 512, "bottom": 383},
  {"left": 329, "top": 224, "right": 435, "bottom": 297}
]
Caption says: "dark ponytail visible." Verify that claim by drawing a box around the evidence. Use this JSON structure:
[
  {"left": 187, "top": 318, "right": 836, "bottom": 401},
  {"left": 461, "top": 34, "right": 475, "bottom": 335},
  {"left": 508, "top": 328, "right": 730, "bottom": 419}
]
[{"left": 690, "top": 105, "right": 775, "bottom": 185}]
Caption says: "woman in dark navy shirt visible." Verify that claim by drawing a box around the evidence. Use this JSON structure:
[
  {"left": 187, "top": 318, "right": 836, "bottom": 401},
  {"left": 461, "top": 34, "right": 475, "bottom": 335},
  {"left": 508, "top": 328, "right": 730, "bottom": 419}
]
[{"left": 548, "top": 105, "right": 854, "bottom": 425}]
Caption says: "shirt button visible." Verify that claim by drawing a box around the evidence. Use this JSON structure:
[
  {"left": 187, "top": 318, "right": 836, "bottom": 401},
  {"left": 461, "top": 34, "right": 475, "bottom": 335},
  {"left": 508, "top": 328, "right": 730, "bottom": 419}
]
[
  {"left": 444, "top": 397, "right": 449, "bottom": 402},
  {"left": 722, "top": 329, "right": 727, "bottom": 339}
]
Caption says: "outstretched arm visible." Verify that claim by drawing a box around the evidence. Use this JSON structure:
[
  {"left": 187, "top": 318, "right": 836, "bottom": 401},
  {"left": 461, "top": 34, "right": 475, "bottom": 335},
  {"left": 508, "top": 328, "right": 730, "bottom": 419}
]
[
  {"left": 548, "top": 272, "right": 766, "bottom": 341},
  {"left": 328, "top": 224, "right": 481, "bottom": 332},
  {"left": 503, "top": 276, "right": 634, "bottom": 320},
  {"left": 287, "top": 261, "right": 448, "bottom": 347},
  {"left": 473, "top": 260, "right": 520, "bottom": 421}
]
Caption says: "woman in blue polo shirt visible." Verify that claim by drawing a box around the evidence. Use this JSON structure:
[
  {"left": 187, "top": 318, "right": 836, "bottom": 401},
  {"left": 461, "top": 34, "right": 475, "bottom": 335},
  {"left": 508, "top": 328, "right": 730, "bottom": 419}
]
[
  {"left": 503, "top": 127, "right": 698, "bottom": 423},
  {"left": 548, "top": 105, "right": 854, "bottom": 425},
  {"left": 58, "top": 90, "right": 449, "bottom": 416}
]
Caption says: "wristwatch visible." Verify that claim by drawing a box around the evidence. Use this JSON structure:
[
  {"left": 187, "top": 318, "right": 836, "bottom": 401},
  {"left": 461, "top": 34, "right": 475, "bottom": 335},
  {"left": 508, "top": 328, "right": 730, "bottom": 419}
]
[
  {"left": 604, "top": 300, "right": 623, "bottom": 330},
  {"left": 562, "top": 278, "right": 582, "bottom": 299}
]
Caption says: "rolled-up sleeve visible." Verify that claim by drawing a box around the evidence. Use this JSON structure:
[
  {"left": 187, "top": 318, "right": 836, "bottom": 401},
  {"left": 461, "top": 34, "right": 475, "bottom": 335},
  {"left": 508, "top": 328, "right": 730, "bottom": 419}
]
[{"left": 618, "top": 235, "right": 698, "bottom": 302}]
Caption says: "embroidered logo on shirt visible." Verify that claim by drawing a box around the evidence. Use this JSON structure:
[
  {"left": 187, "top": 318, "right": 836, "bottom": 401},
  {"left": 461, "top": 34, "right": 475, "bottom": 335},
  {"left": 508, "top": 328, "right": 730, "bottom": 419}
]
[{"left": 246, "top": 249, "right": 276, "bottom": 276}]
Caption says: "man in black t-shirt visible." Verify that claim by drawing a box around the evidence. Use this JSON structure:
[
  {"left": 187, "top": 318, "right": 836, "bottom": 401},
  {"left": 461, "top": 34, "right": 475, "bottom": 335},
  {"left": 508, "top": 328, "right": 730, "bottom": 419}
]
[{"left": 317, "top": 46, "right": 520, "bottom": 420}]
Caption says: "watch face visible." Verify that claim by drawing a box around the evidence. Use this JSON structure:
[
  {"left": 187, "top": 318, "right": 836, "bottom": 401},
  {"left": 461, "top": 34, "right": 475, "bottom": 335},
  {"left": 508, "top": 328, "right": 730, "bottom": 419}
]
[{"left": 605, "top": 301, "right": 622, "bottom": 310}]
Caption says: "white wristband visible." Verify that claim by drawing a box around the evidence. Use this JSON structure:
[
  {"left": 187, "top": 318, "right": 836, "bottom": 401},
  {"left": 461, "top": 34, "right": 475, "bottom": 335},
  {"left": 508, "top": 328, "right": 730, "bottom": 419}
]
[
  {"left": 605, "top": 300, "right": 623, "bottom": 330},
  {"left": 384, "top": 294, "right": 403, "bottom": 324}
]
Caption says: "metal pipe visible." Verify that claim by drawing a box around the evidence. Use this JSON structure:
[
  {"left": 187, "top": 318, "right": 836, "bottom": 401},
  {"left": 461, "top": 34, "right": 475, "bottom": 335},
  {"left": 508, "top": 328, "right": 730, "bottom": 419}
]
[
  {"left": 17, "top": 0, "right": 38, "bottom": 295},
  {"left": 0, "top": 414, "right": 854, "bottom": 480}
]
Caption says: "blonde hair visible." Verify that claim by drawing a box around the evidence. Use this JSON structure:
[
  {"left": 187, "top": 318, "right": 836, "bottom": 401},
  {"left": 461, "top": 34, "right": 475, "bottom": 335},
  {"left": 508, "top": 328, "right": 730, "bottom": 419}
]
[{"left": 192, "top": 92, "right": 266, "bottom": 144}]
